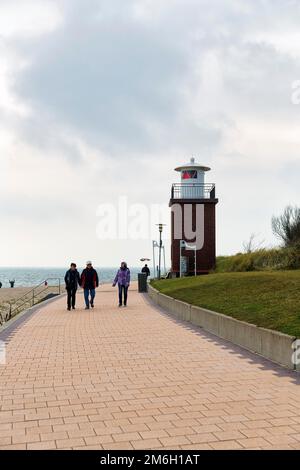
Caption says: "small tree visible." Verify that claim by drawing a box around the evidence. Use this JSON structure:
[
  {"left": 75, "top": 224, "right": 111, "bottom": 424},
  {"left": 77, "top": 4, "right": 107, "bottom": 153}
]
[
  {"left": 242, "top": 233, "right": 265, "bottom": 253},
  {"left": 272, "top": 205, "right": 300, "bottom": 247}
]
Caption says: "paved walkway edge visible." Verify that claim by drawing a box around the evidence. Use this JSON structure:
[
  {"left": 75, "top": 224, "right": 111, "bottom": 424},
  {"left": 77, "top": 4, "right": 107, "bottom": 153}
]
[
  {"left": 148, "top": 285, "right": 297, "bottom": 371},
  {"left": 0, "top": 293, "right": 66, "bottom": 338}
]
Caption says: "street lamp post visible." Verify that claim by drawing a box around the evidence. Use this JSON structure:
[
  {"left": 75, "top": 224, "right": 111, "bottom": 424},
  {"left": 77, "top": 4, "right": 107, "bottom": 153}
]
[
  {"left": 152, "top": 240, "right": 166, "bottom": 279},
  {"left": 152, "top": 241, "right": 158, "bottom": 279},
  {"left": 158, "top": 225, "right": 162, "bottom": 280},
  {"left": 156, "top": 224, "right": 166, "bottom": 280}
]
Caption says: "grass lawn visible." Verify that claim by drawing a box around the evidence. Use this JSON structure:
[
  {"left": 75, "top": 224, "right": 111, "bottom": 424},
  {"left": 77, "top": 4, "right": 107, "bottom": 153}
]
[{"left": 151, "top": 270, "right": 300, "bottom": 337}]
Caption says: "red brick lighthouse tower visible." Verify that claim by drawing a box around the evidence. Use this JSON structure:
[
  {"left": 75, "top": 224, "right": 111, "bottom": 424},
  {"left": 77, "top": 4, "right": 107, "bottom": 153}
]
[{"left": 169, "top": 157, "right": 218, "bottom": 276}]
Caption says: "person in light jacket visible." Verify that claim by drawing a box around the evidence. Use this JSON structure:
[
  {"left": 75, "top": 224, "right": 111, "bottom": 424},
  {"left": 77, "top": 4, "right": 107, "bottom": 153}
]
[{"left": 112, "top": 262, "right": 130, "bottom": 307}]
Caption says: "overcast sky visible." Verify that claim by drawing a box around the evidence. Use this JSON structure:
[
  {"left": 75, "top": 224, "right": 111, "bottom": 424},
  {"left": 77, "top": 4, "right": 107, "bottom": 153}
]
[{"left": 0, "top": 0, "right": 300, "bottom": 268}]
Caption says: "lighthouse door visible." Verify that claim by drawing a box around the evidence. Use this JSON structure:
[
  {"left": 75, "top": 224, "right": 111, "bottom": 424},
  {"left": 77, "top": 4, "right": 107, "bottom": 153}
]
[
  {"left": 189, "top": 255, "right": 195, "bottom": 274},
  {"left": 180, "top": 256, "right": 188, "bottom": 277}
]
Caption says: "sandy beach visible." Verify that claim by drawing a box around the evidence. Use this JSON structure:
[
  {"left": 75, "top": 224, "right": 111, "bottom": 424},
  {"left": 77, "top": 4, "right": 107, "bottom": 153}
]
[
  {"left": 0, "top": 287, "right": 36, "bottom": 304},
  {"left": 0, "top": 285, "right": 62, "bottom": 322},
  {"left": 0, "top": 286, "right": 61, "bottom": 304}
]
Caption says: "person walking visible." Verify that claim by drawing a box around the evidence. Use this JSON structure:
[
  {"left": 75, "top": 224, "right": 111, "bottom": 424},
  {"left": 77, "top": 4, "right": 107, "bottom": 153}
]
[
  {"left": 112, "top": 262, "right": 130, "bottom": 307},
  {"left": 64, "top": 263, "right": 81, "bottom": 311},
  {"left": 81, "top": 261, "right": 99, "bottom": 310},
  {"left": 141, "top": 264, "right": 150, "bottom": 277}
]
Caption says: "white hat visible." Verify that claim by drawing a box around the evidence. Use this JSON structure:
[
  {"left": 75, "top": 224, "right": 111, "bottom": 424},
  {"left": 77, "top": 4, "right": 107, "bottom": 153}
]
[{"left": 86, "top": 260, "right": 92, "bottom": 265}]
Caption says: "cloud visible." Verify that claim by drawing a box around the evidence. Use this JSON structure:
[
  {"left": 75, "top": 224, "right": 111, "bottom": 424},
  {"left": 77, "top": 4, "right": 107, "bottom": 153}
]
[
  {"left": 0, "top": 0, "right": 62, "bottom": 39},
  {"left": 11, "top": 0, "right": 300, "bottom": 158},
  {"left": 1, "top": 0, "right": 300, "bottom": 265},
  {"left": 13, "top": 1, "right": 191, "bottom": 155}
]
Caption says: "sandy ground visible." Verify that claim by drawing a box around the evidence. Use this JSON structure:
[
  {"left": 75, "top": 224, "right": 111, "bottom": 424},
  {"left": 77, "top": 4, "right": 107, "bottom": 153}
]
[
  {"left": 0, "top": 288, "right": 36, "bottom": 304},
  {"left": 0, "top": 286, "right": 62, "bottom": 322},
  {"left": 0, "top": 286, "right": 61, "bottom": 304}
]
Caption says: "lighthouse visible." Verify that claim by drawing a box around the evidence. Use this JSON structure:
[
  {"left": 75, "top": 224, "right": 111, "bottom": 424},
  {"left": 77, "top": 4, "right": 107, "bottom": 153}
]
[{"left": 169, "top": 157, "right": 218, "bottom": 276}]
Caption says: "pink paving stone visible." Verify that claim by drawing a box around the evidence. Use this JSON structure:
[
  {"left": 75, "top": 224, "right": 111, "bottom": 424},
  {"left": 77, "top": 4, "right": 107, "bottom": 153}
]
[{"left": 1, "top": 283, "right": 300, "bottom": 450}]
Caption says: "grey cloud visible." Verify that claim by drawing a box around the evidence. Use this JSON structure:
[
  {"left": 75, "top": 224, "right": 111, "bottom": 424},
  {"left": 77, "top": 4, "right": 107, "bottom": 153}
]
[
  {"left": 13, "top": 4, "right": 189, "bottom": 155},
  {"left": 12, "top": 0, "right": 247, "bottom": 157},
  {"left": 9, "top": 0, "right": 300, "bottom": 162}
]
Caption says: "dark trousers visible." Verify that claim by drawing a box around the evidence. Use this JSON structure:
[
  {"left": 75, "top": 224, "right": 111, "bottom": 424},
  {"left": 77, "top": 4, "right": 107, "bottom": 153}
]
[
  {"left": 118, "top": 284, "right": 128, "bottom": 306},
  {"left": 67, "top": 287, "right": 77, "bottom": 309}
]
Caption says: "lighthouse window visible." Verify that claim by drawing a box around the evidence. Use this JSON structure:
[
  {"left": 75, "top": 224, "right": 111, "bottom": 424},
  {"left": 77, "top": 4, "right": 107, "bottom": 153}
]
[{"left": 182, "top": 170, "right": 197, "bottom": 179}]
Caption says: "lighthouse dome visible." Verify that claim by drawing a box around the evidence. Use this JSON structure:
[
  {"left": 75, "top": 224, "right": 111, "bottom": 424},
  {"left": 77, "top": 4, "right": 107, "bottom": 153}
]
[{"left": 174, "top": 157, "right": 211, "bottom": 173}]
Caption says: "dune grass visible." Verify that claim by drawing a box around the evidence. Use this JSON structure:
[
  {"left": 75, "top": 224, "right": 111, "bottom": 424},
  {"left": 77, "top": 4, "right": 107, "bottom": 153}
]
[
  {"left": 151, "top": 270, "right": 300, "bottom": 337},
  {"left": 215, "top": 246, "right": 300, "bottom": 272}
]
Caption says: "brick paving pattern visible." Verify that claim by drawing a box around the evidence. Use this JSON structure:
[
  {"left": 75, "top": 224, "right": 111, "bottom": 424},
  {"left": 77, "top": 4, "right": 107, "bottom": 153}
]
[{"left": 1, "top": 284, "right": 300, "bottom": 450}]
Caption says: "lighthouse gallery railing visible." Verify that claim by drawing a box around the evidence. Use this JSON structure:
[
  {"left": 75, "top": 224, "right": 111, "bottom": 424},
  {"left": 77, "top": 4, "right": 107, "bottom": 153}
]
[{"left": 171, "top": 183, "right": 216, "bottom": 200}]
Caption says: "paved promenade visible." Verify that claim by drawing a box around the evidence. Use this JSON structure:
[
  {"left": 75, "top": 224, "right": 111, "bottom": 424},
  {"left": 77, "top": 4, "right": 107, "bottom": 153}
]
[{"left": 1, "top": 284, "right": 300, "bottom": 450}]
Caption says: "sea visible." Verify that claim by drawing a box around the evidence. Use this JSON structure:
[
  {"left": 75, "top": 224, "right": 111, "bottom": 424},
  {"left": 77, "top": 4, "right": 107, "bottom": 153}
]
[{"left": 0, "top": 267, "right": 147, "bottom": 288}]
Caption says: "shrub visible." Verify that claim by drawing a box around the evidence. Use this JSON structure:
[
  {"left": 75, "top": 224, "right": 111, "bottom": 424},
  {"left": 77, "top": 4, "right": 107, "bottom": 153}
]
[
  {"left": 216, "top": 246, "right": 300, "bottom": 272},
  {"left": 272, "top": 205, "right": 300, "bottom": 247}
]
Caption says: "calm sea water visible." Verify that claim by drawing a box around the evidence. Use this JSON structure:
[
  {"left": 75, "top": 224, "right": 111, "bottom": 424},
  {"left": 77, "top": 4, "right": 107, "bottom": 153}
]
[{"left": 0, "top": 267, "right": 146, "bottom": 288}]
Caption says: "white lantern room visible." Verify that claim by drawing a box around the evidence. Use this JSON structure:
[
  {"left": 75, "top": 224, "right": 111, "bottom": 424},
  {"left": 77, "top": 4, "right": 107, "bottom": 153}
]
[{"left": 173, "top": 157, "right": 212, "bottom": 199}]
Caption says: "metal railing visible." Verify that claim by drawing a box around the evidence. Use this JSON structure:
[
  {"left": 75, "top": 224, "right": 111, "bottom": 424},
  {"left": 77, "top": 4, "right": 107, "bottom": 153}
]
[
  {"left": 171, "top": 183, "right": 216, "bottom": 200},
  {"left": 0, "top": 278, "right": 61, "bottom": 326}
]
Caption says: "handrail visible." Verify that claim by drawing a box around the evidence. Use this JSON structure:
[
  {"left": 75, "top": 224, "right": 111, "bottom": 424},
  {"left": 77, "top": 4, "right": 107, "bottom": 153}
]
[
  {"left": 171, "top": 183, "right": 216, "bottom": 200},
  {"left": 1, "top": 277, "right": 61, "bottom": 324}
]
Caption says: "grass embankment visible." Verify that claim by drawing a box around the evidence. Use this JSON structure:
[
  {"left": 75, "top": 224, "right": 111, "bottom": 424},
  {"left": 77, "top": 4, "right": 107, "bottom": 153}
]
[{"left": 151, "top": 271, "right": 300, "bottom": 337}]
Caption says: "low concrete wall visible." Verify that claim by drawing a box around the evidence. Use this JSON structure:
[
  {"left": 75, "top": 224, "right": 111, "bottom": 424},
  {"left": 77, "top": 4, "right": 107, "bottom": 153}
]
[
  {"left": 258, "top": 327, "right": 296, "bottom": 370},
  {"left": 148, "top": 285, "right": 296, "bottom": 370},
  {"left": 147, "top": 285, "right": 159, "bottom": 304},
  {"left": 191, "top": 306, "right": 219, "bottom": 335},
  {"left": 173, "top": 300, "right": 191, "bottom": 322},
  {"left": 157, "top": 292, "right": 175, "bottom": 313},
  {"left": 218, "top": 314, "right": 262, "bottom": 355}
]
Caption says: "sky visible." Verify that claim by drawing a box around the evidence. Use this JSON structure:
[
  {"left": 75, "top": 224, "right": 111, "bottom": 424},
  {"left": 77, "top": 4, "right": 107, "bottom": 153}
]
[{"left": 0, "top": 0, "right": 300, "bottom": 268}]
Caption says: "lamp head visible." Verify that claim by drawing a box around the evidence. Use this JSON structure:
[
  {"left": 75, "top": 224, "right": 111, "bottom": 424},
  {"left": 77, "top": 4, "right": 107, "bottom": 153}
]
[{"left": 156, "top": 223, "right": 166, "bottom": 233}]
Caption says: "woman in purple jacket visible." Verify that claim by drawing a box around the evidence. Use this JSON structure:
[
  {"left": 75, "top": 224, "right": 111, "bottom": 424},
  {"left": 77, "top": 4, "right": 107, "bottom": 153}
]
[{"left": 112, "top": 262, "right": 131, "bottom": 307}]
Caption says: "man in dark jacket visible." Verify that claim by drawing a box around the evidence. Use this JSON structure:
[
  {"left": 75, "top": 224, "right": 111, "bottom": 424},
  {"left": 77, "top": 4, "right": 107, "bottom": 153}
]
[
  {"left": 64, "top": 263, "right": 81, "bottom": 311},
  {"left": 81, "top": 261, "right": 99, "bottom": 309},
  {"left": 141, "top": 264, "right": 150, "bottom": 277}
]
